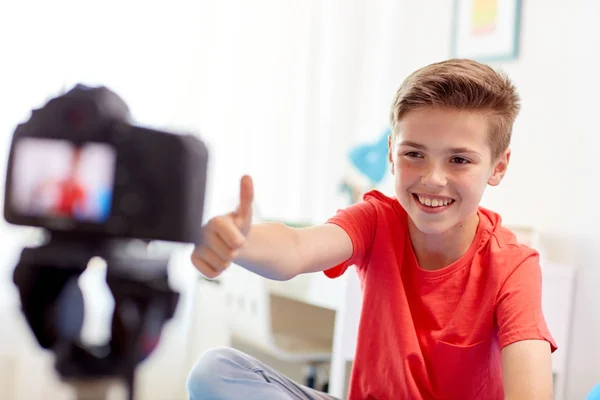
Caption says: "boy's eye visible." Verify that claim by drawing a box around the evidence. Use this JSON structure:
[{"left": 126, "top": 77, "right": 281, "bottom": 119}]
[
  {"left": 450, "top": 156, "right": 470, "bottom": 164},
  {"left": 404, "top": 151, "right": 423, "bottom": 159}
]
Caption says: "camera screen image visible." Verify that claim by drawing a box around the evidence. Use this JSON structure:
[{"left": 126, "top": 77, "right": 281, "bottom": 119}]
[{"left": 10, "top": 138, "right": 117, "bottom": 222}]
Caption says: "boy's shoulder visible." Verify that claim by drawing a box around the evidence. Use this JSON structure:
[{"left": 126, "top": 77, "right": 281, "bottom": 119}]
[
  {"left": 477, "top": 206, "right": 540, "bottom": 273},
  {"left": 360, "top": 189, "right": 404, "bottom": 215},
  {"left": 359, "top": 190, "right": 409, "bottom": 226},
  {"left": 361, "top": 189, "right": 397, "bottom": 204}
]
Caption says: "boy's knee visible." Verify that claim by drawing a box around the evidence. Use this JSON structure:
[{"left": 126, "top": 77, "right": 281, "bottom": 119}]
[{"left": 186, "top": 347, "right": 245, "bottom": 398}]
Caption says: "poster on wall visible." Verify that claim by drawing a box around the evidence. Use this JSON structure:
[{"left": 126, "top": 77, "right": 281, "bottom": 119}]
[{"left": 451, "top": 0, "right": 522, "bottom": 62}]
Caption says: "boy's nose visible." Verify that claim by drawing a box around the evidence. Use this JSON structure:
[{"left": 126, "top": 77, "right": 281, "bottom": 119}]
[{"left": 421, "top": 165, "right": 447, "bottom": 188}]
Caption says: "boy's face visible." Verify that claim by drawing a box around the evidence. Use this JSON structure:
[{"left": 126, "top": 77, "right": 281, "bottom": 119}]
[{"left": 388, "top": 108, "right": 509, "bottom": 236}]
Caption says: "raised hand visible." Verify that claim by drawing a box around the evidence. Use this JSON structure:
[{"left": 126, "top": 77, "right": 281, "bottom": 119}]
[{"left": 191, "top": 175, "right": 254, "bottom": 278}]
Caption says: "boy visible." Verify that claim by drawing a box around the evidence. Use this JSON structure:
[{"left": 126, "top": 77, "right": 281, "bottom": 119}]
[{"left": 187, "top": 59, "right": 557, "bottom": 399}]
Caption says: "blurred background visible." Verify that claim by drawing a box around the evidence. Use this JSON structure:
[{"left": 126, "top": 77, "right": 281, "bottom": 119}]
[{"left": 0, "top": 0, "right": 599, "bottom": 399}]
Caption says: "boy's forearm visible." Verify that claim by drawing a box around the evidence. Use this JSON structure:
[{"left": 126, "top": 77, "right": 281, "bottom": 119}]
[{"left": 234, "top": 222, "right": 303, "bottom": 281}]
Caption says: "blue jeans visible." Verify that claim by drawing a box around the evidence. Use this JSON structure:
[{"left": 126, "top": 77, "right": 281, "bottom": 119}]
[{"left": 186, "top": 347, "right": 340, "bottom": 400}]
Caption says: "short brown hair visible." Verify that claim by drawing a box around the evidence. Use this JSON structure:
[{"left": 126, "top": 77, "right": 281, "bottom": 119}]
[{"left": 389, "top": 59, "right": 520, "bottom": 159}]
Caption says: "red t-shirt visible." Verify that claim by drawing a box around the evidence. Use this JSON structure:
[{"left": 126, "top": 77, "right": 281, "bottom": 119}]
[
  {"left": 54, "top": 180, "right": 86, "bottom": 216},
  {"left": 324, "top": 190, "right": 557, "bottom": 400}
]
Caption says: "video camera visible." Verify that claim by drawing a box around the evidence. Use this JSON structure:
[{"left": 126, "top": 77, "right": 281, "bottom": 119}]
[{"left": 3, "top": 85, "right": 208, "bottom": 400}]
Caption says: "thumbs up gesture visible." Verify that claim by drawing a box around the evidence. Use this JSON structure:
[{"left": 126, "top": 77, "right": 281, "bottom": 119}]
[{"left": 191, "top": 175, "right": 254, "bottom": 278}]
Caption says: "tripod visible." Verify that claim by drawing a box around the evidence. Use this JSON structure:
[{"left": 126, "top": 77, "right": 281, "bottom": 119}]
[
  {"left": 13, "top": 234, "right": 180, "bottom": 400},
  {"left": 63, "top": 378, "right": 124, "bottom": 400}
]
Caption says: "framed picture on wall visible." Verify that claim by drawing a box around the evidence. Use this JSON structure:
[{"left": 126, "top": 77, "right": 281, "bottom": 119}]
[{"left": 451, "top": 0, "right": 522, "bottom": 62}]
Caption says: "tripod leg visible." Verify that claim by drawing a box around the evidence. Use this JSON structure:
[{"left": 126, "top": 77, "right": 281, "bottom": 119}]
[{"left": 66, "top": 379, "right": 122, "bottom": 400}]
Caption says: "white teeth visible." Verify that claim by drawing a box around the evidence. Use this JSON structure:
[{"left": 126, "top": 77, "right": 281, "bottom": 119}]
[{"left": 417, "top": 195, "right": 453, "bottom": 207}]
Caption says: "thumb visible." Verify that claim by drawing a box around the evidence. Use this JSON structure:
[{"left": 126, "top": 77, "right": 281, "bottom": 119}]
[{"left": 235, "top": 175, "right": 253, "bottom": 227}]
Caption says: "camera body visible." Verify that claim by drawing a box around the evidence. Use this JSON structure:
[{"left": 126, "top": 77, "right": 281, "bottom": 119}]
[{"left": 4, "top": 84, "right": 208, "bottom": 244}]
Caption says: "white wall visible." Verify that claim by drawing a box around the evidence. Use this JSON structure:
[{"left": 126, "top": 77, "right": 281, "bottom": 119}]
[{"left": 372, "top": 0, "right": 599, "bottom": 398}]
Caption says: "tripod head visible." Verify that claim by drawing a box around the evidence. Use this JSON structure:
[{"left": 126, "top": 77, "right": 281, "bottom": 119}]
[{"left": 4, "top": 85, "right": 208, "bottom": 399}]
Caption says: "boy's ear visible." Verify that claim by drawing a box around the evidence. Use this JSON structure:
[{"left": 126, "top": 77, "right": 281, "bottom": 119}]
[
  {"left": 388, "top": 133, "right": 394, "bottom": 174},
  {"left": 488, "top": 148, "right": 511, "bottom": 186}
]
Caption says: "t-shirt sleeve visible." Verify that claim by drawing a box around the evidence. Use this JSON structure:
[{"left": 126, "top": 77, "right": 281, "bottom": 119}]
[
  {"left": 323, "top": 195, "right": 378, "bottom": 279},
  {"left": 495, "top": 250, "right": 558, "bottom": 353}
]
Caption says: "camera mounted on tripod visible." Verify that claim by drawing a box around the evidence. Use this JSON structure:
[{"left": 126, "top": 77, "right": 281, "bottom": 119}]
[{"left": 3, "top": 85, "right": 208, "bottom": 399}]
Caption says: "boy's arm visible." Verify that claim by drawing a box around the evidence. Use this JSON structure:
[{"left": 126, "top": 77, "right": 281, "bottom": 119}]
[
  {"left": 501, "top": 339, "right": 553, "bottom": 400},
  {"left": 496, "top": 251, "right": 557, "bottom": 400},
  {"left": 191, "top": 175, "right": 353, "bottom": 281},
  {"left": 236, "top": 223, "right": 353, "bottom": 280}
]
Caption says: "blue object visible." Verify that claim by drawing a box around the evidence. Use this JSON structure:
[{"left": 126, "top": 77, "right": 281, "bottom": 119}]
[
  {"left": 96, "top": 187, "right": 113, "bottom": 222},
  {"left": 588, "top": 383, "right": 600, "bottom": 400},
  {"left": 348, "top": 127, "right": 391, "bottom": 185}
]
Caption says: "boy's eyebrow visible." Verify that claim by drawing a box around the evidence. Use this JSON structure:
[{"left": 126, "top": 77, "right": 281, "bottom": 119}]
[
  {"left": 398, "top": 140, "right": 482, "bottom": 156},
  {"left": 448, "top": 147, "right": 481, "bottom": 156},
  {"left": 398, "top": 140, "right": 426, "bottom": 150}
]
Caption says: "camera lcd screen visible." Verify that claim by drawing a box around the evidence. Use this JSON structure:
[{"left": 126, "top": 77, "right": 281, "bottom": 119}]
[{"left": 10, "top": 138, "right": 117, "bottom": 222}]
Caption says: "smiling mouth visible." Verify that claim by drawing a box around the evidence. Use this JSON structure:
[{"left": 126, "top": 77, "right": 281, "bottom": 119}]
[{"left": 412, "top": 193, "right": 455, "bottom": 208}]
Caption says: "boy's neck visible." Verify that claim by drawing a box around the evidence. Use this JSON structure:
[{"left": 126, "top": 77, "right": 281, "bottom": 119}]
[{"left": 408, "top": 212, "right": 480, "bottom": 271}]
